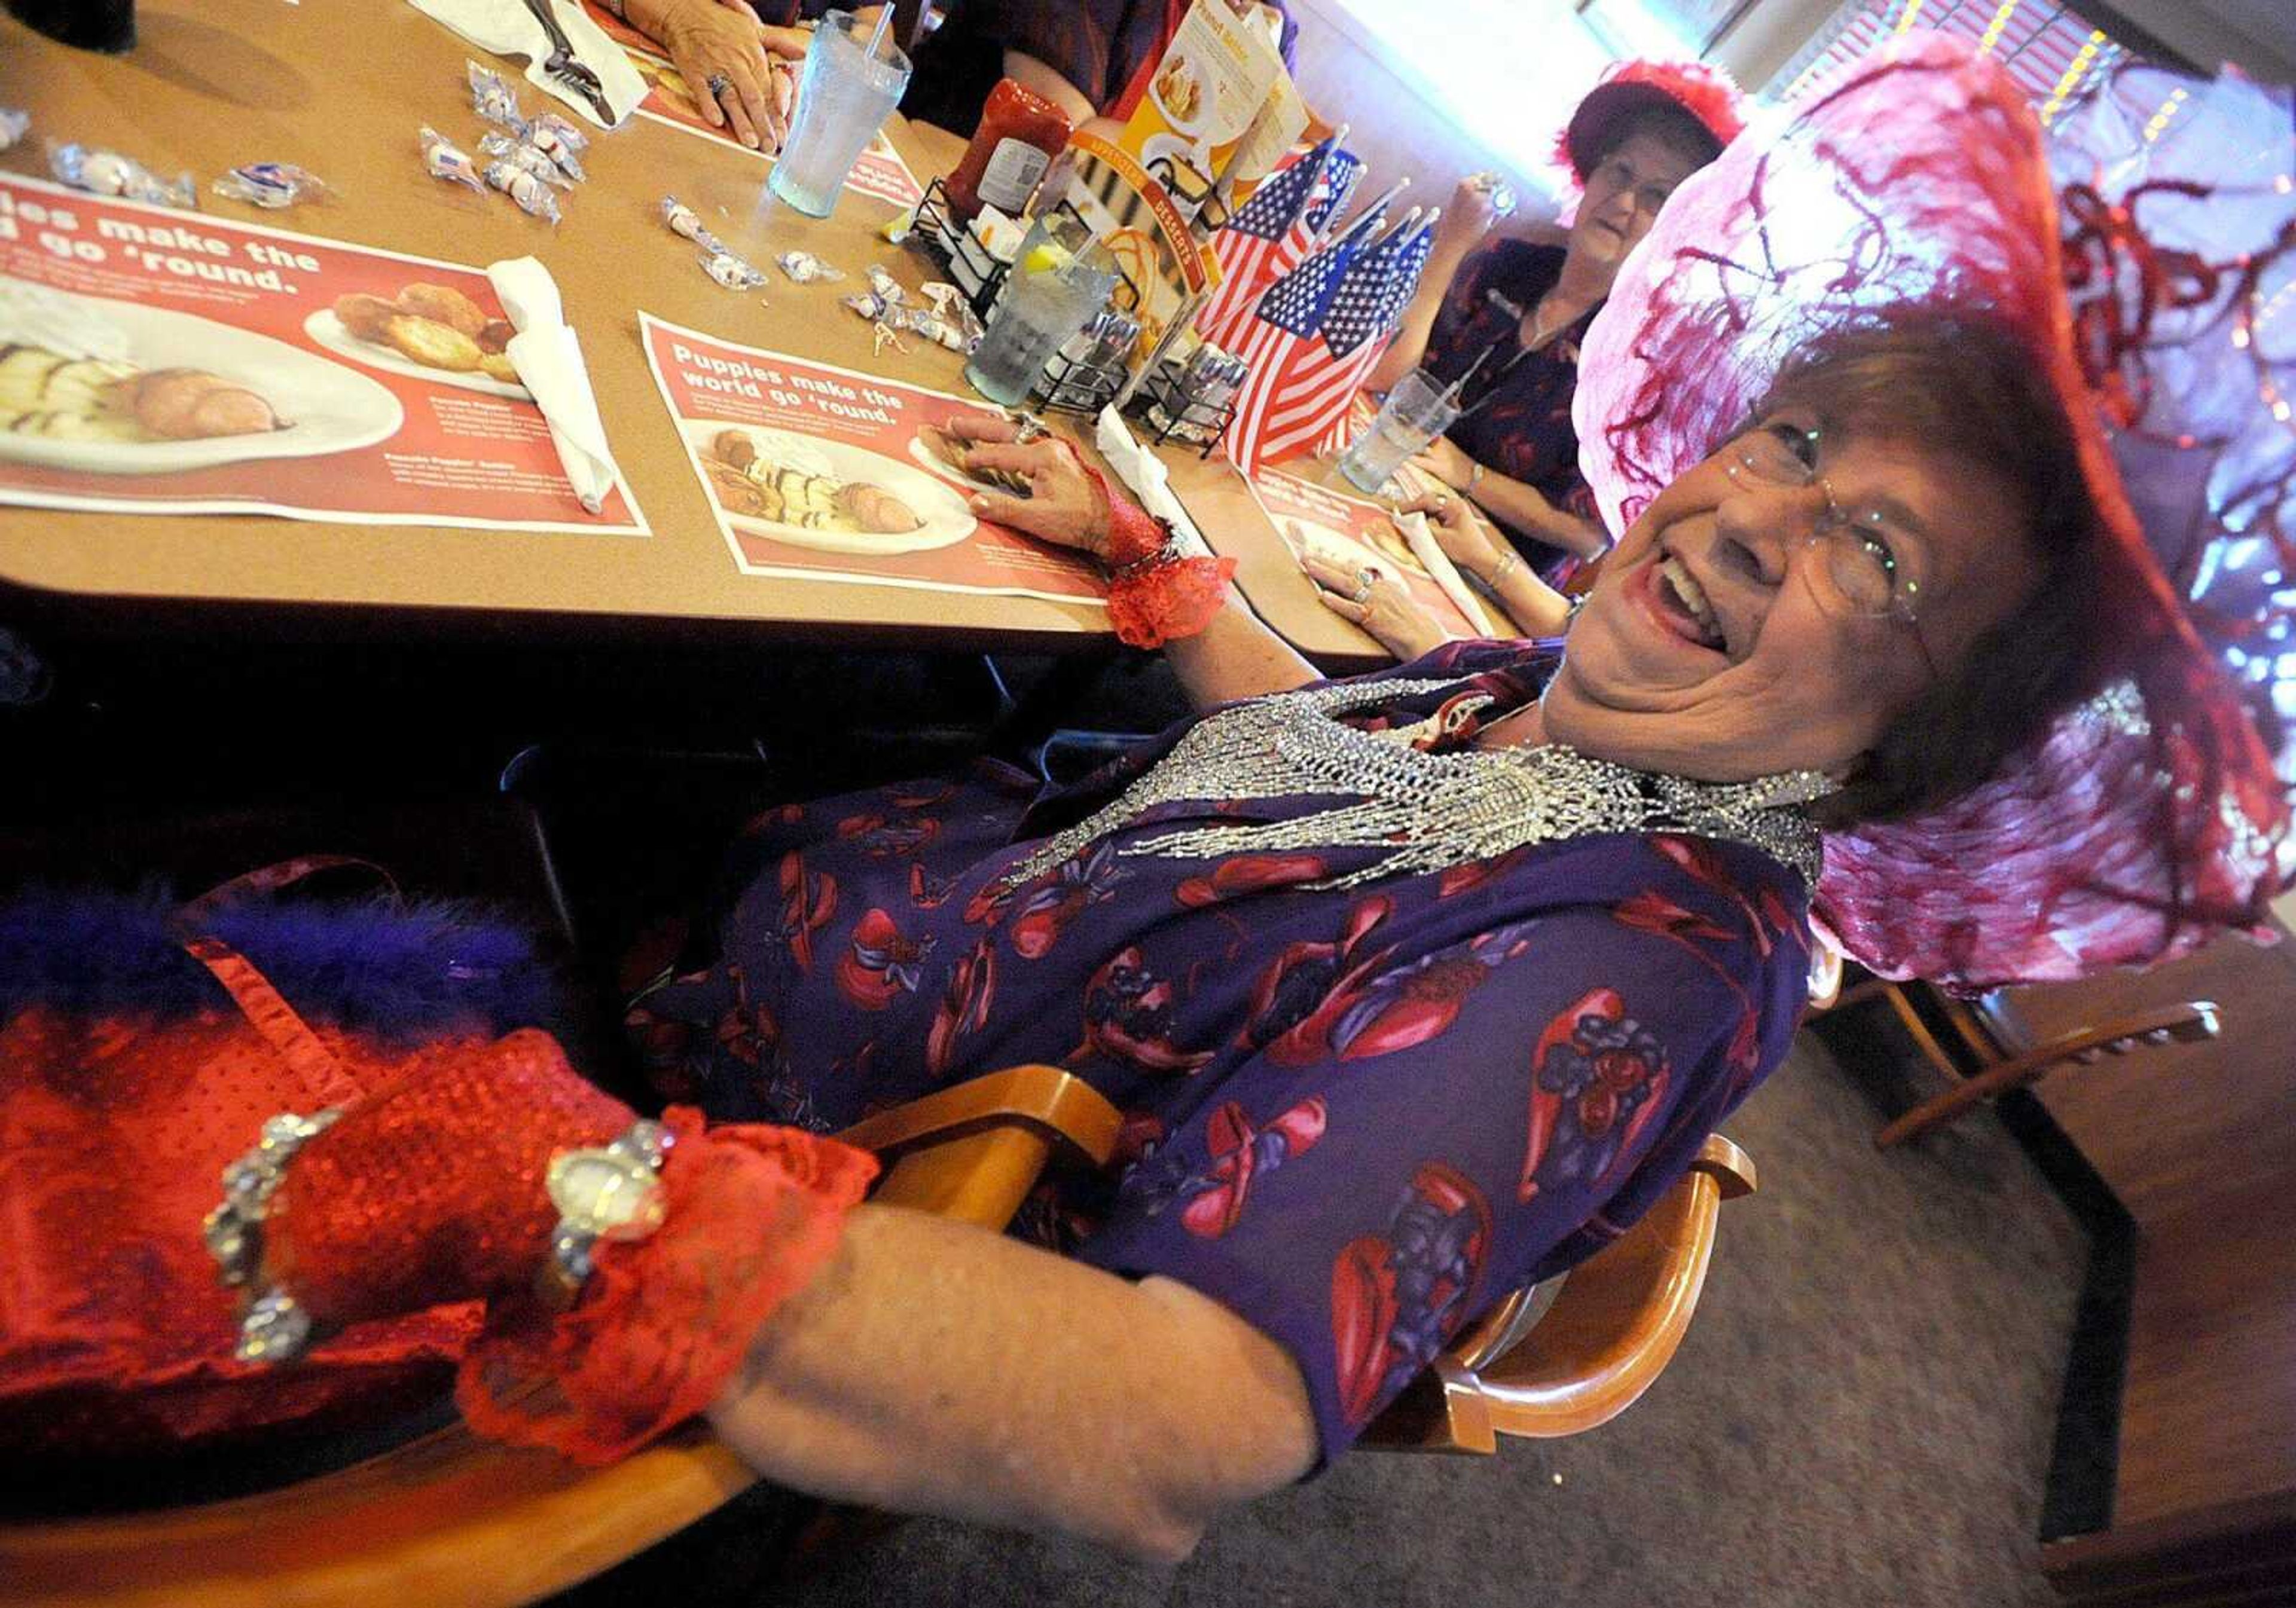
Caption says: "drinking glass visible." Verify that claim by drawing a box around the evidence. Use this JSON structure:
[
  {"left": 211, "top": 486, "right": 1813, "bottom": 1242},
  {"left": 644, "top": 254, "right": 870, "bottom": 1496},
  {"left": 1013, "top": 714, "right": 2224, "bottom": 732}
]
[
  {"left": 1338, "top": 369, "right": 1463, "bottom": 494},
  {"left": 767, "top": 11, "right": 912, "bottom": 219},
  {"left": 963, "top": 210, "right": 1118, "bottom": 408}
]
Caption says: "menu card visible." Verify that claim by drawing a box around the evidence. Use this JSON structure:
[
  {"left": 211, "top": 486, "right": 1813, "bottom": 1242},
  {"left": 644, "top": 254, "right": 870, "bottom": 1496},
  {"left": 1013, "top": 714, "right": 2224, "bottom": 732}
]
[
  {"left": 642, "top": 313, "right": 1106, "bottom": 604},
  {"left": 0, "top": 174, "right": 645, "bottom": 534},
  {"left": 1248, "top": 466, "right": 1480, "bottom": 636}
]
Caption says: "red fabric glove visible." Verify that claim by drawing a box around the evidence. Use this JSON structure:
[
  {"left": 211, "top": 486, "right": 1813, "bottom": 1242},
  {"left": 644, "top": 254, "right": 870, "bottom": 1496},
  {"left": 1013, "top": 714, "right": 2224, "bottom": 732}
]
[{"left": 1089, "top": 469, "right": 1238, "bottom": 650}]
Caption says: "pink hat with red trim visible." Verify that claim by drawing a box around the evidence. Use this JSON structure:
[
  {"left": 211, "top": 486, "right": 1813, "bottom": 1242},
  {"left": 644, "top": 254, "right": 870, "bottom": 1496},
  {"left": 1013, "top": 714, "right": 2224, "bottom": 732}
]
[
  {"left": 1573, "top": 34, "right": 2296, "bottom": 991},
  {"left": 1557, "top": 59, "right": 1750, "bottom": 184}
]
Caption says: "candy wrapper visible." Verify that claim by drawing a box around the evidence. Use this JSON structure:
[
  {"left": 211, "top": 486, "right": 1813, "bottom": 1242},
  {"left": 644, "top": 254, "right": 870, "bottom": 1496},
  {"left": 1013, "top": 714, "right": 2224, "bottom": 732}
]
[
  {"left": 468, "top": 60, "right": 529, "bottom": 136},
  {"left": 47, "top": 142, "right": 196, "bottom": 210},
  {"left": 211, "top": 162, "right": 328, "bottom": 209},
  {"left": 842, "top": 291, "right": 889, "bottom": 322},
  {"left": 698, "top": 249, "right": 768, "bottom": 290},
  {"left": 775, "top": 250, "right": 844, "bottom": 285},
  {"left": 530, "top": 112, "right": 591, "bottom": 158},
  {"left": 523, "top": 114, "right": 588, "bottom": 184},
  {"left": 0, "top": 111, "right": 29, "bottom": 153},
  {"left": 420, "top": 126, "right": 485, "bottom": 192},
  {"left": 479, "top": 133, "right": 574, "bottom": 190},
  {"left": 893, "top": 307, "right": 973, "bottom": 354},
  {"left": 661, "top": 196, "right": 725, "bottom": 254},
  {"left": 485, "top": 160, "right": 562, "bottom": 223},
  {"left": 880, "top": 206, "right": 917, "bottom": 246},
  {"left": 864, "top": 265, "right": 908, "bottom": 307},
  {"left": 919, "top": 283, "right": 984, "bottom": 344}
]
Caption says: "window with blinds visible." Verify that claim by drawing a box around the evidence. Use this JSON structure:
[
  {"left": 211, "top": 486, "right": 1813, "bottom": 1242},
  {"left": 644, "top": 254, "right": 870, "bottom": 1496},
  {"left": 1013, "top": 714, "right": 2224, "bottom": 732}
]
[{"left": 1767, "top": 1, "right": 2146, "bottom": 121}]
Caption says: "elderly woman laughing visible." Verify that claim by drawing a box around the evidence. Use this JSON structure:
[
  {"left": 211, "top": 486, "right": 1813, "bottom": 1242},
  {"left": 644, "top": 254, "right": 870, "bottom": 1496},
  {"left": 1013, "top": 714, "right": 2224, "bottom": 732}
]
[{"left": 198, "top": 38, "right": 2292, "bottom": 1564}]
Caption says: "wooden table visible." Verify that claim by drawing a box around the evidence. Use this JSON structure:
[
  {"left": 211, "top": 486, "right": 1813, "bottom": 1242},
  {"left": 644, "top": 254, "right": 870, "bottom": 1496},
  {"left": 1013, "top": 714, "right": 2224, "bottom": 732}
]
[{"left": 0, "top": 2, "right": 1384, "bottom": 665}]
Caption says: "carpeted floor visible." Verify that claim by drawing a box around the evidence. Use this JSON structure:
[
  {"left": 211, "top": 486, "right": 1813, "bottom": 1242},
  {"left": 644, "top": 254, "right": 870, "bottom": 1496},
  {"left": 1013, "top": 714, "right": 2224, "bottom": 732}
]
[{"left": 572, "top": 1025, "right": 2088, "bottom": 1608}]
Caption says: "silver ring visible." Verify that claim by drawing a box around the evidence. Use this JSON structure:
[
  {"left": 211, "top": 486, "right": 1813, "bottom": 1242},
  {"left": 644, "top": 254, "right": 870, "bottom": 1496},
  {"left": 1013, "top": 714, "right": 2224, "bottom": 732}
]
[
  {"left": 706, "top": 72, "right": 733, "bottom": 97},
  {"left": 1350, "top": 568, "right": 1376, "bottom": 606}
]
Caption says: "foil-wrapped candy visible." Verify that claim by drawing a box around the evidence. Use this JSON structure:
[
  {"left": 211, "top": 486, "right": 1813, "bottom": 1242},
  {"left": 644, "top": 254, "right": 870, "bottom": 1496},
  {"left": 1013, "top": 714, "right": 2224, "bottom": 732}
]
[
  {"left": 864, "top": 264, "right": 908, "bottom": 307},
  {"left": 776, "top": 249, "right": 844, "bottom": 285},
  {"left": 524, "top": 114, "right": 588, "bottom": 184},
  {"left": 468, "top": 60, "right": 529, "bottom": 136},
  {"left": 212, "top": 161, "right": 328, "bottom": 209},
  {"left": 484, "top": 159, "right": 562, "bottom": 223},
  {"left": 896, "top": 309, "right": 972, "bottom": 353},
  {"left": 661, "top": 195, "right": 723, "bottom": 254},
  {"left": 529, "top": 111, "right": 590, "bottom": 157},
  {"left": 698, "top": 249, "right": 767, "bottom": 290},
  {"left": 842, "top": 290, "right": 889, "bottom": 321},
  {"left": 0, "top": 110, "right": 29, "bottom": 153},
  {"left": 47, "top": 142, "right": 196, "bottom": 209},
  {"left": 420, "top": 126, "right": 485, "bottom": 193},
  {"left": 479, "top": 133, "right": 573, "bottom": 189},
  {"left": 918, "top": 283, "right": 984, "bottom": 346}
]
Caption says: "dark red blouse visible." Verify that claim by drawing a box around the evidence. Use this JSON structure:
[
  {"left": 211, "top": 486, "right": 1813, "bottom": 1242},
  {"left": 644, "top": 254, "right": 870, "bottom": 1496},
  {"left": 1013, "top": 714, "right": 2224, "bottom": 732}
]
[{"left": 1421, "top": 240, "right": 1603, "bottom": 573}]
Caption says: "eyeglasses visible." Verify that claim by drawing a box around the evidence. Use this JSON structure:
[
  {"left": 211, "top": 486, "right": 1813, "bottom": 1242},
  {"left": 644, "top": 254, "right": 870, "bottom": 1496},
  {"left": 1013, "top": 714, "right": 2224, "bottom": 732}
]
[
  {"left": 1585, "top": 157, "right": 1679, "bottom": 217},
  {"left": 1723, "top": 423, "right": 1939, "bottom": 678}
]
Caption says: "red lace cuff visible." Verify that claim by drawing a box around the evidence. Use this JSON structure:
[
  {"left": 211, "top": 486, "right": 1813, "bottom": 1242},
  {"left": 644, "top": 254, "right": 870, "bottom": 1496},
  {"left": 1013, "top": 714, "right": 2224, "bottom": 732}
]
[
  {"left": 1087, "top": 467, "right": 1237, "bottom": 650},
  {"left": 457, "top": 1106, "right": 877, "bottom": 1465}
]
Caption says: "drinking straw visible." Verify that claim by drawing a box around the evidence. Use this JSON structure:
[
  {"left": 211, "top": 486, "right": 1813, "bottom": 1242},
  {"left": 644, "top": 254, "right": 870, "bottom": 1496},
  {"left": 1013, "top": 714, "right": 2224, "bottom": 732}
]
[{"left": 863, "top": 4, "right": 893, "bottom": 59}]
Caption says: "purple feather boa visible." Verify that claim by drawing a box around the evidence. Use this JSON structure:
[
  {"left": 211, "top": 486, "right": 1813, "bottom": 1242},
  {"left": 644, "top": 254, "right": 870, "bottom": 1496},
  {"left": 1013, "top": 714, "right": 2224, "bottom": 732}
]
[{"left": 0, "top": 886, "right": 575, "bottom": 1044}]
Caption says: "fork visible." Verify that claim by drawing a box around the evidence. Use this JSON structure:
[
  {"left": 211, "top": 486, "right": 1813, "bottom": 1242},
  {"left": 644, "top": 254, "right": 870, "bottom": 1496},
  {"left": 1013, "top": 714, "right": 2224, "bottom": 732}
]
[{"left": 518, "top": 0, "right": 616, "bottom": 123}]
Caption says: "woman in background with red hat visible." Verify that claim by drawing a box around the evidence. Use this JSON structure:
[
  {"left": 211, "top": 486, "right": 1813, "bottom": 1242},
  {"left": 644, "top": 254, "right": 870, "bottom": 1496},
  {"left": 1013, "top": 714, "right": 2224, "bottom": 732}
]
[{"left": 1364, "top": 60, "right": 1747, "bottom": 591}]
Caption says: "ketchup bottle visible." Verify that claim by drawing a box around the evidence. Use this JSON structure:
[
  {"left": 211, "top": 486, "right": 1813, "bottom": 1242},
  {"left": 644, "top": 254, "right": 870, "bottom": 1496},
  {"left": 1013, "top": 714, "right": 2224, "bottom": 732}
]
[{"left": 944, "top": 79, "right": 1074, "bottom": 225}]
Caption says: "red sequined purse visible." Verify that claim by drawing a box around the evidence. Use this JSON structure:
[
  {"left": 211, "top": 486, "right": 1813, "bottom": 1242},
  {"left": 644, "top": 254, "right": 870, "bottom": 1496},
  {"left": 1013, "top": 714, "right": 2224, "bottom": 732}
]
[{"left": 0, "top": 861, "right": 506, "bottom": 1455}]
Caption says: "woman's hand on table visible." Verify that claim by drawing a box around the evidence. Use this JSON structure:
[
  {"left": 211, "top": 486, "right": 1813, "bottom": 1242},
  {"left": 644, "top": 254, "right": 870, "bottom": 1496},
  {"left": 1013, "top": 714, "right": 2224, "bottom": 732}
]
[
  {"left": 1407, "top": 435, "right": 1477, "bottom": 494},
  {"left": 944, "top": 413, "right": 1112, "bottom": 561},
  {"left": 1303, "top": 552, "right": 1452, "bottom": 661},
  {"left": 640, "top": 0, "right": 800, "bottom": 150},
  {"left": 1400, "top": 491, "right": 1509, "bottom": 583}
]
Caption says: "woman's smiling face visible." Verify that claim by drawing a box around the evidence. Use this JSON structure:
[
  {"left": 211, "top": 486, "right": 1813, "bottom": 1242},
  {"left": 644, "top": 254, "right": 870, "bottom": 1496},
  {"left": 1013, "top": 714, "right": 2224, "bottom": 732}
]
[{"left": 1543, "top": 414, "right": 2047, "bottom": 784}]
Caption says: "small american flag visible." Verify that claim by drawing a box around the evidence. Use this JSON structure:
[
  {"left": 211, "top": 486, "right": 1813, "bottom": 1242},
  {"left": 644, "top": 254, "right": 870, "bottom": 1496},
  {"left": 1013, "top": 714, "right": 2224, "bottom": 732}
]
[
  {"left": 1195, "top": 138, "right": 1358, "bottom": 354},
  {"left": 1231, "top": 207, "right": 1440, "bottom": 472},
  {"left": 1223, "top": 199, "right": 1391, "bottom": 474},
  {"left": 1295, "top": 213, "right": 1440, "bottom": 461}
]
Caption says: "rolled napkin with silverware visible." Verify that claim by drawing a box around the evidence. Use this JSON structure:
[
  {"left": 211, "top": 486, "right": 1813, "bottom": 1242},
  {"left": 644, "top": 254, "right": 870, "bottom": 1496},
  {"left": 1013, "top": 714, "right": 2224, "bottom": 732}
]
[
  {"left": 486, "top": 256, "right": 624, "bottom": 513},
  {"left": 407, "top": 0, "right": 647, "bottom": 128}
]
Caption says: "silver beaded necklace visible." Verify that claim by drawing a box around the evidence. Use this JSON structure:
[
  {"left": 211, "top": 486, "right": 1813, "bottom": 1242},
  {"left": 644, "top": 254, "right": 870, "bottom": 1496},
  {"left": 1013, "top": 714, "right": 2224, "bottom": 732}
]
[{"left": 998, "top": 678, "right": 1829, "bottom": 893}]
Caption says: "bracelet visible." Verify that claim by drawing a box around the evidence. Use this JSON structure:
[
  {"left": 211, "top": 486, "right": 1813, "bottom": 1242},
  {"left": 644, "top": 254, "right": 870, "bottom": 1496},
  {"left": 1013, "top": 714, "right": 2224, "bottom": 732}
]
[
  {"left": 206, "top": 1108, "right": 343, "bottom": 1362},
  {"left": 1486, "top": 546, "right": 1521, "bottom": 589},
  {"left": 1465, "top": 462, "right": 1486, "bottom": 497},
  {"left": 1088, "top": 467, "right": 1237, "bottom": 649},
  {"left": 210, "top": 1111, "right": 676, "bottom": 1362},
  {"left": 543, "top": 1119, "right": 676, "bottom": 1294}
]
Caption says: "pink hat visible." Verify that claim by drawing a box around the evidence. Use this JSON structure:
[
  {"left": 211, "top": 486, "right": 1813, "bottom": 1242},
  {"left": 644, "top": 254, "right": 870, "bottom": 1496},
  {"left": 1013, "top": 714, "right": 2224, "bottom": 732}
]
[{"left": 1573, "top": 34, "right": 2296, "bottom": 990}]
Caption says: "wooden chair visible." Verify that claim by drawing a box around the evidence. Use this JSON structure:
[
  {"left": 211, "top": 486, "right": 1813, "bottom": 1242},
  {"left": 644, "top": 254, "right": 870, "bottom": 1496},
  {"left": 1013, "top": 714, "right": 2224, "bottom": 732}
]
[
  {"left": 2, "top": 1072, "right": 1758, "bottom": 1601},
  {"left": 1847, "top": 977, "right": 2221, "bottom": 1149},
  {"left": 1361, "top": 1134, "right": 1758, "bottom": 1453}
]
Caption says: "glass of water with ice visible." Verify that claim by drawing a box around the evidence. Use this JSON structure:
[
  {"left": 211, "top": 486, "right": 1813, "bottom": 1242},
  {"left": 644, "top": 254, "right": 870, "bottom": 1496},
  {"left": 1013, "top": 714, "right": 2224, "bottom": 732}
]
[
  {"left": 1338, "top": 369, "right": 1463, "bottom": 495},
  {"left": 768, "top": 11, "right": 912, "bottom": 219},
  {"left": 963, "top": 210, "right": 1118, "bottom": 408}
]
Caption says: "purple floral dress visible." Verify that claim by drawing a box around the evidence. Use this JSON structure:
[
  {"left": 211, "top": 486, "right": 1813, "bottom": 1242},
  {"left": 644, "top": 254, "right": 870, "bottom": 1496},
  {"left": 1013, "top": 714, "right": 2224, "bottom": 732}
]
[{"left": 630, "top": 641, "right": 1812, "bottom": 1460}]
